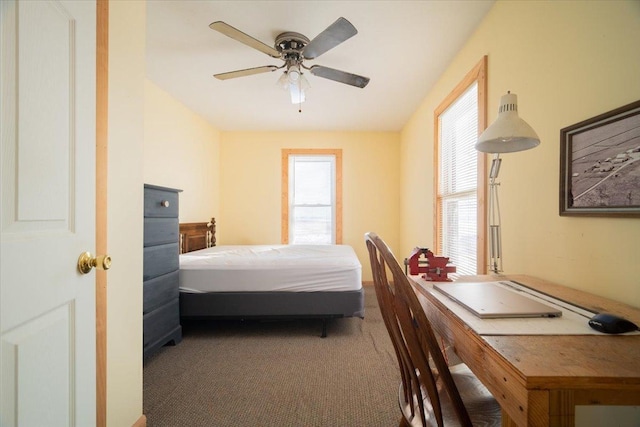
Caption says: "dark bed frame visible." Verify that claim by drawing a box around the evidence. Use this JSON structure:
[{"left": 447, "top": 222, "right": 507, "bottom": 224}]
[{"left": 178, "top": 219, "right": 365, "bottom": 337}]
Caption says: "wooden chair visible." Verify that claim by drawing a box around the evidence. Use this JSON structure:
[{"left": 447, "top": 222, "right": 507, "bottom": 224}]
[{"left": 365, "top": 232, "right": 501, "bottom": 427}]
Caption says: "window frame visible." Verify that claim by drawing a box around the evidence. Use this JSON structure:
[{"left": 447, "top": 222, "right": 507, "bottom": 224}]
[
  {"left": 281, "top": 148, "right": 343, "bottom": 244},
  {"left": 433, "top": 56, "right": 488, "bottom": 274}
]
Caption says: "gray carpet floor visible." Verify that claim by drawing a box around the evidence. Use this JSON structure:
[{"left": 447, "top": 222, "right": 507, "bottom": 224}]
[{"left": 143, "top": 287, "right": 401, "bottom": 426}]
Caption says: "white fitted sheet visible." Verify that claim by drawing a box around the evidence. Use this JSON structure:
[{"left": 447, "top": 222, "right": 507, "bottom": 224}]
[{"left": 179, "top": 244, "right": 362, "bottom": 293}]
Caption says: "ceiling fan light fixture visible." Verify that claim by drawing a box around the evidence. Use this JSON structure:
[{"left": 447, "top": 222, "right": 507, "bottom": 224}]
[
  {"left": 287, "top": 65, "right": 301, "bottom": 83},
  {"left": 290, "top": 84, "right": 305, "bottom": 104},
  {"left": 277, "top": 72, "right": 289, "bottom": 90},
  {"left": 289, "top": 73, "right": 310, "bottom": 104},
  {"left": 278, "top": 66, "right": 310, "bottom": 104},
  {"left": 299, "top": 73, "right": 310, "bottom": 91}
]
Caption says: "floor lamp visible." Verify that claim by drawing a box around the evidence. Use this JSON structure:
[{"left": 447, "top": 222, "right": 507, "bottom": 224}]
[{"left": 475, "top": 92, "right": 540, "bottom": 273}]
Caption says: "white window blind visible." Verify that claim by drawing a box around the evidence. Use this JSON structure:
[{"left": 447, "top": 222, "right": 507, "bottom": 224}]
[
  {"left": 438, "top": 83, "right": 478, "bottom": 275},
  {"left": 288, "top": 155, "right": 336, "bottom": 244}
]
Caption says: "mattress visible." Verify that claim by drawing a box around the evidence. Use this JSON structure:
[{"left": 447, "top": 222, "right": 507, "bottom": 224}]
[{"left": 179, "top": 244, "right": 362, "bottom": 293}]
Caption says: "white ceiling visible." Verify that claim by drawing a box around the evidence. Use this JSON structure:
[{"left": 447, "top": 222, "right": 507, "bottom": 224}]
[{"left": 146, "top": 1, "right": 495, "bottom": 132}]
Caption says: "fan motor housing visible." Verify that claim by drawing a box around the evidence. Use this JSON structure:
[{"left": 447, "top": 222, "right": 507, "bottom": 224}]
[{"left": 275, "top": 32, "right": 310, "bottom": 54}]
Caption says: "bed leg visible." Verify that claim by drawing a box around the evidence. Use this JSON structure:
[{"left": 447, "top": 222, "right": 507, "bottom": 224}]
[{"left": 321, "top": 318, "right": 328, "bottom": 338}]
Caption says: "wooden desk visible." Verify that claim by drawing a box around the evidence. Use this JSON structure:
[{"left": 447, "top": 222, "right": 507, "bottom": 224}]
[{"left": 410, "top": 274, "right": 640, "bottom": 427}]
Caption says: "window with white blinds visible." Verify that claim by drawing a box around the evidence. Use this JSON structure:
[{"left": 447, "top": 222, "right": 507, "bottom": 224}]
[
  {"left": 437, "top": 83, "right": 479, "bottom": 276},
  {"left": 281, "top": 149, "right": 342, "bottom": 245}
]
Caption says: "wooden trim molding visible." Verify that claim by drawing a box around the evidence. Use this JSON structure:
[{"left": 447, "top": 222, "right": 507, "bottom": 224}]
[
  {"left": 281, "top": 150, "right": 290, "bottom": 243},
  {"left": 96, "top": 0, "right": 108, "bottom": 425},
  {"left": 131, "top": 414, "right": 147, "bottom": 427},
  {"left": 433, "top": 56, "right": 488, "bottom": 274},
  {"left": 476, "top": 57, "right": 488, "bottom": 274}
]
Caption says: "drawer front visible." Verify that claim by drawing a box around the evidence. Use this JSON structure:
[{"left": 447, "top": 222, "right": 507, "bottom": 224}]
[
  {"left": 144, "top": 217, "right": 179, "bottom": 247},
  {"left": 143, "top": 270, "right": 179, "bottom": 314},
  {"left": 143, "top": 298, "right": 180, "bottom": 347},
  {"left": 143, "top": 243, "right": 179, "bottom": 281},
  {"left": 144, "top": 188, "right": 179, "bottom": 218}
]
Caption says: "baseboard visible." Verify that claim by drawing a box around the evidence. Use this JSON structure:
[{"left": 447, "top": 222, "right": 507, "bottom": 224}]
[{"left": 132, "top": 414, "right": 146, "bottom": 427}]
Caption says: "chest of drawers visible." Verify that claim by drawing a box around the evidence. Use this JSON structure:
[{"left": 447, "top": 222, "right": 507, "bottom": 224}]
[{"left": 143, "top": 184, "right": 182, "bottom": 358}]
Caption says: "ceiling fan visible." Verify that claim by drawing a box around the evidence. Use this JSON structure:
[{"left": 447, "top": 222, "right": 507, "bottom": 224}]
[{"left": 209, "top": 17, "right": 370, "bottom": 105}]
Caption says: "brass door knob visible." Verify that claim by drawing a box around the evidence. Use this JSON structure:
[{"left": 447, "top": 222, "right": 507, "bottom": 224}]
[{"left": 77, "top": 252, "right": 112, "bottom": 274}]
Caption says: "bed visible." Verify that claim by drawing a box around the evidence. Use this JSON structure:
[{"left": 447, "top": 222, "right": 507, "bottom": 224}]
[{"left": 178, "top": 219, "right": 365, "bottom": 337}]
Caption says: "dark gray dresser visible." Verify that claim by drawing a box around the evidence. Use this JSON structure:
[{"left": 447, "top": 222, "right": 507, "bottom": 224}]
[{"left": 143, "top": 184, "right": 182, "bottom": 358}]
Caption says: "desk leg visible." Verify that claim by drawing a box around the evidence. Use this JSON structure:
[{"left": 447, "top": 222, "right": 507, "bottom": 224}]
[
  {"left": 501, "top": 390, "right": 551, "bottom": 427},
  {"left": 501, "top": 395, "right": 553, "bottom": 427},
  {"left": 549, "top": 390, "right": 575, "bottom": 427},
  {"left": 528, "top": 390, "right": 552, "bottom": 427},
  {"left": 501, "top": 409, "right": 519, "bottom": 427}
]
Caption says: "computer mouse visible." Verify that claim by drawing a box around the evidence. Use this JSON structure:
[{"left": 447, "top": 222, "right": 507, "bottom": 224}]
[{"left": 588, "top": 313, "right": 639, "bottom": 334}]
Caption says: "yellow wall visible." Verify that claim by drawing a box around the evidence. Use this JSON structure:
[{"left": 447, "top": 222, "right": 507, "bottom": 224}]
[
  {"left": 107, "top": 1, "right": 145, "bottom": 425},
  {"left": 219, "top": 131, "right": 400, "bottom": 281},
  {"left": 143, "top": 80, "right": 221, "bottom": 222},
  {"left": 401, "top": 0, "right": 640, "bottom": 307}
]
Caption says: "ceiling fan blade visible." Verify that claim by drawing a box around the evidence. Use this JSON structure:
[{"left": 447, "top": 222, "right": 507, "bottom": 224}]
[
  {"left": 302, "top": 17, "right": 357, "bottom": 60},
  {"left": 210, "top": 21, "right": 280, "bottom": 58},
  {"left": 309, "top": 65, "right": 370, "bottom": 88},
  {"left": 214, "top": 65, "right": 280, "bottom": 80}
]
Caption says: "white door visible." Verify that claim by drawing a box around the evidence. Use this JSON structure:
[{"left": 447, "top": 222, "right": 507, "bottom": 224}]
[{"left": 1, "top": 1, "right": 97, "bottom": 426}]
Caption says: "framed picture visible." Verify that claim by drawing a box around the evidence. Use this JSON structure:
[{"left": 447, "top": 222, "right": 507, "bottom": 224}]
[{"left": 559, "top": 100, "right": 640, "bottom": 217}]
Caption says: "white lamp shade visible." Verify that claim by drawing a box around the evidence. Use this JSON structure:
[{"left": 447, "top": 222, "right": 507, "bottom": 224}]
[{"left": 475, "top": 92, "right": 540, "bottom": 153}]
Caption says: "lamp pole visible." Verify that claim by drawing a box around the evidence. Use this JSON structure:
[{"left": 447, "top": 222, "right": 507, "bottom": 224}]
[{"left": 488, "top": 154, "right": 502, "bottom": 273}]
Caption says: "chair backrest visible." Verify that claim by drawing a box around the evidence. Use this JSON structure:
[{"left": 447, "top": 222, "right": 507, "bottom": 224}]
[{"left": 365, "top": 232, "right": 473, "bottom": 427}]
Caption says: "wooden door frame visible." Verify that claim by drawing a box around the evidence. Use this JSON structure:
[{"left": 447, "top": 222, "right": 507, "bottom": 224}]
[{"left": 96, "top": 0, "right": 108, "bottom": 425}]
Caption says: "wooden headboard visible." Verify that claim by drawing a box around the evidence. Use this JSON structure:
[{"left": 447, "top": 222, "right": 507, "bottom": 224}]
[{"left": 179, "top": 217, "right": 216, "bottom": 254}]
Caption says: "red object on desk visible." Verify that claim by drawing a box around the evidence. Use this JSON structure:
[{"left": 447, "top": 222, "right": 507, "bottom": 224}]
[{"left": 405, "top": 247, "right": 456, "bottom": 281}]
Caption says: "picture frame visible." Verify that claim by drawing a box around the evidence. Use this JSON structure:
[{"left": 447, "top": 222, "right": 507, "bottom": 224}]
[{"left": 559, "top": 100, "right": 640, "bottom": 217}]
